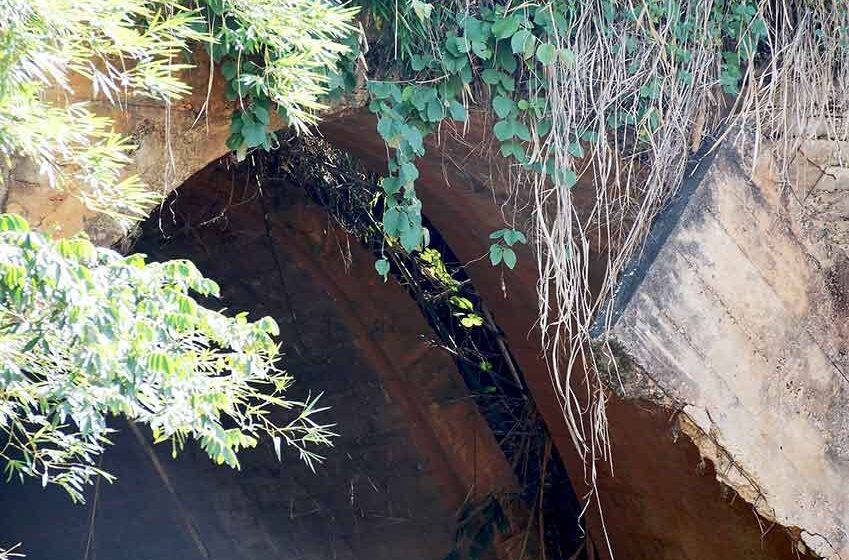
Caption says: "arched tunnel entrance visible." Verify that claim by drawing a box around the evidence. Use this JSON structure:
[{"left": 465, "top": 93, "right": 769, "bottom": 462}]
[
  {"left": 0, "top": 132, "right": 583, "bottom": 560},
  {"left": 0, "top": 109, "right": 818, "bottom": 560}
]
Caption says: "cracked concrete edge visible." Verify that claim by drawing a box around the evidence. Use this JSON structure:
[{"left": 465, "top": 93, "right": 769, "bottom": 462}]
[
  {"left": 595, "top": 341, "right": 771, "bottom": 515},
  {"left": 677, "top": 407, "right": 840, "bottom": 559},
  {"left": 598, "top": 339, "right": 821, "bottom": 558}
]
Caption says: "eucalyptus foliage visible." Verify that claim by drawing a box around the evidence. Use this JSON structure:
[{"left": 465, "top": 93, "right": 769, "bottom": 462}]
[{"left": 0, "top": 213, "right": 334, "bottom": 502}]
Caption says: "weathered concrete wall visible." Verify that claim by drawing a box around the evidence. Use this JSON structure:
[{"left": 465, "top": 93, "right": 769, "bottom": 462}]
[{"left": 602, "top": 139, "right": 849, "bottom": 558}]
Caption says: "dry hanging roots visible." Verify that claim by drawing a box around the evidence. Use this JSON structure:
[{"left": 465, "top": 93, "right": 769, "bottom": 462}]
[{"left": 522, "top": 0, "right": 849, "bottom": 503}]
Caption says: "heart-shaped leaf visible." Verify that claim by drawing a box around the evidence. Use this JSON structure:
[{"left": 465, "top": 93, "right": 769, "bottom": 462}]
[
  {"left": 492, "top": 95, "right": 516, "bottom": 119},
  {"left": 536, "top": 43, "right": 557, "bottom": 65}
]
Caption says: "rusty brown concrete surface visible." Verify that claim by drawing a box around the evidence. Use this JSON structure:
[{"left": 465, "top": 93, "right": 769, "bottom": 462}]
[{"left": 0, "top": 160, "right": 523, "bottom": 560}]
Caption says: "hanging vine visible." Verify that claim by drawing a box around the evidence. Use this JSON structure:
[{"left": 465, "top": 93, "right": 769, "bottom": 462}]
[{"left": 215, "top": 0, "right": 849, "bottom": 523}]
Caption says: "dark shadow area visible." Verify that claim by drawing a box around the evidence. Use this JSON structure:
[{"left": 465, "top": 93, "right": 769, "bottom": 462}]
[{"left": 1, "top": 139, "right": 582, "bottom": 560}]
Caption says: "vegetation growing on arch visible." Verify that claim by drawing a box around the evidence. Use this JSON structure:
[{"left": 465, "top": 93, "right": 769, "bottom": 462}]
[
  {"left": 340, "top": 0, "right": 849, "bottom": 491},
  {"left": 2, "top": 0, "right": 848, "bottom": 555},
  {"left": 0, "top": 0, "right": 361, "bottom": 555},
  {"left": 0, "top": 0, "right": 358, "bottom": 226},
  {"left": 0, "top": 0, "right": 362, "bottom": 531}
]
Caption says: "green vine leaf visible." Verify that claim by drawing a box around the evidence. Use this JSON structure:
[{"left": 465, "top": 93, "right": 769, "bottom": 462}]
[
  {"left": 369, "top": 81, "right": 402, "bottom": 102},
  {"left": 492, "top": 95, "right": 516, "bottom": 119},
  {"left": 252, "top": 105, "right": 270, "bottom": 125},
  {"left": 377, "top": 116, "right": 399, "bottom": 143},
  {"left": 536, "top": 43, "right": 557, "bottom": 65},
  {"left": 493, "top": 119, "right": 531, "bottom": 142},
  {"left": 374, "top": 258, "right": 390, "bottom": 280},
  {"left": 399, "top": 161, "right": 419, "bottom": 184},
  {"left": 502, "top": 229, "right": 527, "bottom": 245},
  {"left": 557, "top": 167, "right": 579, "bottom": 188},
  {"left": 449, "top": 100, "right": 468, "bottom": 122},
  {"left": 411, "top": 54, "right": 433, "bottom": 72},
  {"left": 460, "top": 314, "right": 484, "bottom": 328},
  {"left": 494, "top": 45, "right": 518, "bottom": 73},
  {"left": 511, "top": 29, "right": 535, "bottom": 59},
  {"left": 491, "top": 15, "right": 521, "bottom": 39},
  {"left": 499, "top": 141, "right": 526, "bottom": 162},
  {"left": 411, "top": 86, "right": 437, "bottom": 112},
  {"left": 221, "top": 59, "right": 237, "bottom": 80},
  {"left": 426, "top": 99, "right": 444, "bottom": 122},
  {"left": 384, "top": 205, "right": 403, "bottom": 235},
  {"left": 481, "top": 68, "right": 507, "bottom": 85},
  {"left": 401, "top": 125, "right": 426, "bottom": 156},
  {"left": 502, "top": 247, "right": 517, "bottom": 269},
  {"left": 400, "top": 224, "right": 423, "bottom": 252},
  {"left": 489, "top": 243, "right": 503, "bottom": 265},
  {"left": 242, "top": 120, "right": 268, "bottom": 148},
  {"left": 382, "top": 176, "right": 401, "bottom": 195},
  {"left": 568, "top": 141, "right": 585, "bottom": 158}
]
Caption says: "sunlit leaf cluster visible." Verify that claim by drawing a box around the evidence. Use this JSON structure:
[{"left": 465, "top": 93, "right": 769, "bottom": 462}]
[
  {"left": 0, "top": 0, "right": 208, "bottom": 225},
  {"left": 0, "top": 213, "right": 334, "bottom": 501},
  {"left": 214, "top": 0, "right": 360, "bottom": 157},
  {"left": 0, "top": 0, "right": 359, "bottom": 225}
]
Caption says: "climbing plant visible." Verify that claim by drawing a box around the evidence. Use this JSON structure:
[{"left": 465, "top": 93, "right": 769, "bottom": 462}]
[
  {"left": 0, "top": 213, "right": 334, "bottom": 502},
  {"left": 352, "top": 0, "right": 775, "bottom": 263},
  {"left": 329, "top": 1, "right": 849, "bottom": 490},
  {"left": 196, "top": 2, "right": 848, "bottom": 490}
]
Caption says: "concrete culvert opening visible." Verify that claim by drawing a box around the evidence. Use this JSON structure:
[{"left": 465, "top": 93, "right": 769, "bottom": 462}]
[
  {"left": 0, "top": 134, "right": 585, "bottom": 560},
  {"left": 1, "top": 117, "right": 826, "bottom": 560},
  {"left": 3, "top": 3, "right": 848, "bottom": 556}
]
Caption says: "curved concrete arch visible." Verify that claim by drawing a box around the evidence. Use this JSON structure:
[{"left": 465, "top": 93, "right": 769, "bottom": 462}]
[
  {"left": 1, "top": 53, "right": 827, "bottom": 560},
  {"left": 0, "top": 158, "right": 527, "bottom": 560},
  {"left": 320, "top": 112, "right": 813, "bottom": 560}
]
